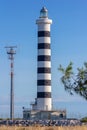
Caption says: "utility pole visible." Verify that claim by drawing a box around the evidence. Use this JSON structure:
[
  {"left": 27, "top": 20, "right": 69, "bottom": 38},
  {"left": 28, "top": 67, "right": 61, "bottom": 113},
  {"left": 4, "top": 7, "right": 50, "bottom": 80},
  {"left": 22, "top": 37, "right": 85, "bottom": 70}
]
[{"left": 5, "top": 46, "right": 17, "bottom": 120}]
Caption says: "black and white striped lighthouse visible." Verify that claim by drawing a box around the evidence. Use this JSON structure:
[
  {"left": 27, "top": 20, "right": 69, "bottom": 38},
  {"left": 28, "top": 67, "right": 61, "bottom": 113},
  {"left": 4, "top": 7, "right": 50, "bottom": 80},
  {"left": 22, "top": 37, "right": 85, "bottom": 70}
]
[
  {"left": 23, "top": 7, "right": 66, "bottom": 120},
  {"left": 36, "top": 7, "right": 52, "bottom": 110}
]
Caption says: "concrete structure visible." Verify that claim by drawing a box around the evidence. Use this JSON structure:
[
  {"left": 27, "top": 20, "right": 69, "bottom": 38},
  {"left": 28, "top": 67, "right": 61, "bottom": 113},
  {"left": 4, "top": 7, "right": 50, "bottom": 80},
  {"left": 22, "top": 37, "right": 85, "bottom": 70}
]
[
  {"left": 23, "top": 7, "right": 66, "bottom": 120},
  {"left": 23, "top": 109, "right": 66, "bottom": 120}
]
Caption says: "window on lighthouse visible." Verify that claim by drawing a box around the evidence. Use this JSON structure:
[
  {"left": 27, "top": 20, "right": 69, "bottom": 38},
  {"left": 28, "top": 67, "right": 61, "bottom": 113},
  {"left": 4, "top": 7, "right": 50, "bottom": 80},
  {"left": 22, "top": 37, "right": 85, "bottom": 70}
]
[{"left": 40, "top": 7, "right": 48, "bottom": 18}]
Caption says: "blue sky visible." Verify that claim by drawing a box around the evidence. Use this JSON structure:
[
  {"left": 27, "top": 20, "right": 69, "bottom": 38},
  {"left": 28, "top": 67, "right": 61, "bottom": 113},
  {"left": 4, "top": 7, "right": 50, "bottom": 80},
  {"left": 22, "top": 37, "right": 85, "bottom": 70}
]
[{"left": 0, "top": 0, "right": 87, "bottom": 118}]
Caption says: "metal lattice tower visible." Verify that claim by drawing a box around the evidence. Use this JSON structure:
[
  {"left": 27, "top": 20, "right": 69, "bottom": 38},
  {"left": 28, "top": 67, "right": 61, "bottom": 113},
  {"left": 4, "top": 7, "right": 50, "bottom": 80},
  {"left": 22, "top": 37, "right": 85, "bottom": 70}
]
[{"left": 5, "top": 46, "right": 17, "bottom": 120}]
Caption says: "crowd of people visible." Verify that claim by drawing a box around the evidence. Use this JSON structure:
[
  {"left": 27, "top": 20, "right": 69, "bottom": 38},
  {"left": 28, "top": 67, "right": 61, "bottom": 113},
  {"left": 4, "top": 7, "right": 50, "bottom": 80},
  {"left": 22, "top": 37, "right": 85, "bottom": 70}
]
[{"left": 0, "top": 119, "right": 84, "bottom": 126}]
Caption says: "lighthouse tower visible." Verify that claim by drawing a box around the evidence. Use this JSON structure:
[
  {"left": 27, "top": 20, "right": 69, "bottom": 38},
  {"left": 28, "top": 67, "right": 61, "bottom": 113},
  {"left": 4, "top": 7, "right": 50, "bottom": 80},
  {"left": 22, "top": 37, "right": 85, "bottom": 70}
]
[
  {"left": 23, "top": 7, "right": 66, "bottom": 120},
  {"left": 36, "top": 7, "right": 52, "bottom": 111}
]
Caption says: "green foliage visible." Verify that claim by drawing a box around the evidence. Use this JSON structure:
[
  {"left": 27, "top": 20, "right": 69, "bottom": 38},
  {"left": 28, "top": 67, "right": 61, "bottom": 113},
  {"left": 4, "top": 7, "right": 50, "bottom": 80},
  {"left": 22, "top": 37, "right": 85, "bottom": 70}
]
[
  {"left": 58, "top": 62, "right": 73, "bottom": 78},
  {"left": 81, "top": 117, "right": 87, "bottom": 122},
  {"left": 58, "top": 62, "right": 87, "bottom": 100}
]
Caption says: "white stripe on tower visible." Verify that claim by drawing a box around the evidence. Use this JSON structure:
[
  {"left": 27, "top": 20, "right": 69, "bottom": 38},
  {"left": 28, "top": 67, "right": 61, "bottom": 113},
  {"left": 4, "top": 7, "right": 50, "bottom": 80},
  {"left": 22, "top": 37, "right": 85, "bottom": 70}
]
[{"left": 36, "top": 7, "right": 52, "bottom": 110}]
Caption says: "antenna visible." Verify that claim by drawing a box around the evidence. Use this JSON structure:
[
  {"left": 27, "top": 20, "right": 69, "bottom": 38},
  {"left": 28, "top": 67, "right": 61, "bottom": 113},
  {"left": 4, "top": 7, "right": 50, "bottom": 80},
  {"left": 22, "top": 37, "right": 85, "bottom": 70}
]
[{"left": 5, "top": 46, "right": 17, "bottom": 120}]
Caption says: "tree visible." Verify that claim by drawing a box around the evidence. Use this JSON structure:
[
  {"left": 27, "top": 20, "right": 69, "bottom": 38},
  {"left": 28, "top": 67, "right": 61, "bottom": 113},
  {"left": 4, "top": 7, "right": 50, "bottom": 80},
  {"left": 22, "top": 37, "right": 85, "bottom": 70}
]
[
  {"left": 81, "top": 117, "right": 87, "bottom": 122},
  {"left": 58, "top": 62, "right": 87, "bottom": 100}
]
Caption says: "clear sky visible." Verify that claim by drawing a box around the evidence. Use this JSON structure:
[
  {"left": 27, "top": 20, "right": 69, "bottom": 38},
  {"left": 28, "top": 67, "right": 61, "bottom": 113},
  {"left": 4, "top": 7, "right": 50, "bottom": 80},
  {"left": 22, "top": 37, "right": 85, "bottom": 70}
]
[{"left": 0, "top": 0, "right": 87, "bottom": 118}]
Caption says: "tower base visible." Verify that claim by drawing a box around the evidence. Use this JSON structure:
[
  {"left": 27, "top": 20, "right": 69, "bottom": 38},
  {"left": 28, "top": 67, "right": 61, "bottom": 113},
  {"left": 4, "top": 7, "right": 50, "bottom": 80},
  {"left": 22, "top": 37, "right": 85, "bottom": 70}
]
[{"left": 23, "top": 109, "right": 66, "bottom": 120}]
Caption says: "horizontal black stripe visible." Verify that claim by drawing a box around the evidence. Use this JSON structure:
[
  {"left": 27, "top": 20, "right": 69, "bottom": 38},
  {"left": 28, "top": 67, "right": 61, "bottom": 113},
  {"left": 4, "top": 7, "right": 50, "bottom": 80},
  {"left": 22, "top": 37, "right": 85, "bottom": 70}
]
[
  {"left": 38, "top": 31, "right": 50, "bottom": 37},
  {"left": 37, "top": 92, "right": 51, "bottom": 98},
  {"left": 38, "top": 68, "right": 51, "bottom": 73},
  {"left": 37, "top": 80, "right": 51, "bottom": 86},
  {"left": 38, "top": 55, "right": 51, "bottom": 61},
  {"left": 38, "top": 43, "right": 50, "bottom": 49}
]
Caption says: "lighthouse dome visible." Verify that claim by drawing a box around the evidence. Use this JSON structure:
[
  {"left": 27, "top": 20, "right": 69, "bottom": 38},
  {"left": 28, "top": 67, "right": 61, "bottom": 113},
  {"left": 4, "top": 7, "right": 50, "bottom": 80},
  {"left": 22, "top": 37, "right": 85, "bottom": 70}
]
[{"left": 40, "top": 7, "right": 48, "bottom": 18}]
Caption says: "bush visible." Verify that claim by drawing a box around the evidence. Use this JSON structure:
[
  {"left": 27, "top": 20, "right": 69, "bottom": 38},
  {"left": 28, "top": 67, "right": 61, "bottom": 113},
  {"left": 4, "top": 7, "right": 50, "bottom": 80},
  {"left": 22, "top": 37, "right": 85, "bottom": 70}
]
[{"left": 81, "top": 117, "right": 87, "bottom": 122}]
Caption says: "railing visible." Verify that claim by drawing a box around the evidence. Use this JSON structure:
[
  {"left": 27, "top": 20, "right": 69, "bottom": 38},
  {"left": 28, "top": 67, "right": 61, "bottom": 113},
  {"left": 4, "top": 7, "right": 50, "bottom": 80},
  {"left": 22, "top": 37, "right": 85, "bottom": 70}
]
[{"left": 23, "top": 108, "right": 66, "bottom": 113}]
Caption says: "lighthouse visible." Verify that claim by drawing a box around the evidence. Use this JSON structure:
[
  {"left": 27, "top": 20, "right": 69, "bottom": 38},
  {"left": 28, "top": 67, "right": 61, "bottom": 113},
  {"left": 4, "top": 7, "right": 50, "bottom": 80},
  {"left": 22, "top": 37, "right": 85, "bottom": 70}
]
[
  {"left": 23, "top": 7, "right": 66, "bottom": 120},
  {"left": 36, "top": 7, "right": 52, "bottom": 110}
]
